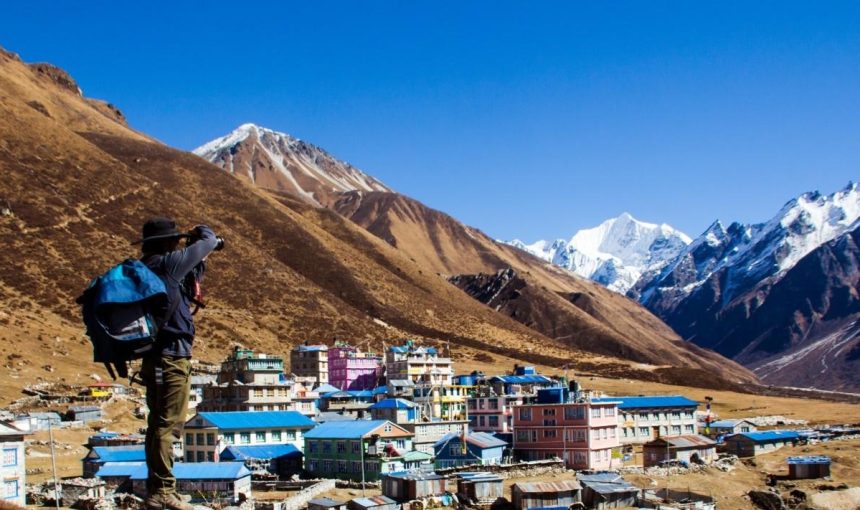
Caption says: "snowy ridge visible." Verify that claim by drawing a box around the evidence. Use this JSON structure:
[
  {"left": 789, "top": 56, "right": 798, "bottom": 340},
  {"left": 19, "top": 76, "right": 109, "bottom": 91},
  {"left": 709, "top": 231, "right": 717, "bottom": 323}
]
[
  {"left": 641, "top": 182, "right": 860, "bottom": 305},
  {"left": 193, "top": 123, "right": 391, "bottom": 205},
  {"left": 506, "top": 213, "right": 692, "bottom": 293}
]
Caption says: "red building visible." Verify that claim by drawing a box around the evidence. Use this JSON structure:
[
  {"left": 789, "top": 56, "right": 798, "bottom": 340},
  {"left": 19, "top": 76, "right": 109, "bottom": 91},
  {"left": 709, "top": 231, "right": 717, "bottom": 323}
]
[{"left": 512, "top": 394, "right": 620, "bottom": 470}]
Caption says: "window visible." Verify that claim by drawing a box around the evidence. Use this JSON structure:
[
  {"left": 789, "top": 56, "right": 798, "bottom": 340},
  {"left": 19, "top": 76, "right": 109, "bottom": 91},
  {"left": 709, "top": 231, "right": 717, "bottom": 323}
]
[
  {"left": 488, "top": 416, "right": 499, "bottom": 427},
  {"left": 591, "top": 408, "right": 601, "bottom": 418},
  {"left": 365, "top": 461, "right": 378, "bottom": 472},
  {"left": 479, "top": 416, "right": 486, "bottom": 426},
  {"left": 467, "top": 400, "right": 476, "bottom": 410},
  {"left": 543, "top": 419, "right": 556, "bottom": 426},
  {"left": 207, "top": 433, "right": 215, "bottom": 445},
  {"left": 322, "top": 442, "right": 332, "bottom": 453},
  {"left": 543, "top": 429, "right": 557, "bottom": 438},
  {"left": 516, "top": 430, "right": 531, "bottom": 442},
  {"left": 185, "top": 434, "right": 193, "bottom": 446},
  {"left": 185, "top": 452, "right": 194, "bottom": 462},
  {"left": 396, "top": 439, "right": 406, "bottom": 449},
  {"left": 256, "top": 431, "right": 266, "bottom": 442},
  {"left": 672, "top": 426, "right": 681, "bottom": 435},
  {"left": 639, "top": 412, "right": 648, "bottom": 421},
  {"left": 272, "top": 431, "right": 282, "bottom": 442},
  {"left": 254, "top": 389, "right": 263, "bottom": 398},
  {"left": 741, "top": 426, "right": 750, "bottom": 433},
  {"left": 224, "top": 433, "right": 234, "bottom": 444},
  {"left": 285, "top": 430, "right": 296, "bottom": 440},
  {"left": 639, "top": 427, "right": 649, "bottom": 436},
  {"left": 685, "top": 425, "right": 694, "bottom": 433},
  {"left": 671, "top": 411, "right": 681, "bottom": 419},
  {"left": 207, "top": 451, "right": 214, "bottom": 462},
  {"left": 519, "top": 408, "right": 532, "bottom": 421},
  {"left": 592, "top": 429, "right": 600, "bottom": 440},
  {"left": 309, "top": 441, "right": 318, "bottom": 453},
  {"left": 610, "top": 428, "right": 616, "bottom": 438},
  {"left": 352, "top": 461, "right": 362, "bottom": 473},
  {"left": 542, "top": 408, "right": 556, "bottom": 416},
  {"left": 196, "top": 451, "right": 204, "bottom": 462},
  {"left": 604, "top": 407, "right": 615, "bottom": 417},
  {"left": 337, "top": 460, "right": 348, "bottom": 473},
  {"left": 384, "top": 424, "right": 392, "bottom": 432},
  {"left": 308, "top": 460, "right": 318, "bottom": 472},
  {"left": 4, "top": 480, "right": 18, "bottom": 499},
  {"left": 564, "top": 407, "right": 584, "bottom": 420},
  {"left": 574, "top": 451, "right": 586, "bottom": 464},
  {"left": 240, "top": 432, "right": 251, "bottom": 444},
  {"left": 337, "top": 441, "right": 346, "bottom": 453},
  {"left": 488, "top": 399, "right": 498, "bottom": 409},
  {"left": 450, "top": 443, "right": 464, "bottom": 456},
  {"left": 196, "top": 433, "right": 204, "bottom": 445},
  {"left": 323, "top": 460, "right": 333, "bottom": 472},
  {"left": 352, "top": 441, "right": 361, "bottom": 453}
]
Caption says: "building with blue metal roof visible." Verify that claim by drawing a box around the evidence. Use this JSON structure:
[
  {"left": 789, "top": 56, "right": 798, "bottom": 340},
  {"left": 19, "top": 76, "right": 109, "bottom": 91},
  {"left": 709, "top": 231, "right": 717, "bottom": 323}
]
[
  {"left": 82, "top": 445, "right": 146, "bottom": 477},
  {"left": 723, "top": 430, "right": 801, "bottom": 457},
  {"left": 183, "top": 411, "right": 315, "bottom": 464},
  {"left": 433, "top": 431, "right": 508, "bottom": 469},
  {"left": 591, "top": 395, "right": 699, "bottom": 445},
  {"left": 304, "top": 420, "right": 425, "bottom": 481},
  {"left": 220, "top": 444, "right": 303, "bottom": 477},
  {"left": 96, "top": 461, "right": 251, "bottom": 503},
  {"left": 369, "top": 399, "right": 417, "bottom": 424}
]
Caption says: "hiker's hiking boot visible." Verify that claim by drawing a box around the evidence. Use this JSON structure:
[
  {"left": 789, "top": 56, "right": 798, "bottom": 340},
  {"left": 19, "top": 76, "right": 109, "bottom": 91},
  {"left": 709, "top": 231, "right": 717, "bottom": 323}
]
[{"left": 145, "top": 492, "right": 194, "bottom": 510}]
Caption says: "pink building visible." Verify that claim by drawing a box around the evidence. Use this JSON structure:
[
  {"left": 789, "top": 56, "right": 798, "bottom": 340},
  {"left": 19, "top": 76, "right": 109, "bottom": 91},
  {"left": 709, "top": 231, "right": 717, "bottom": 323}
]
[
  {"left": 468, "top": 394, "right": 525, "bottom": 434},
  {"left": 512, "top": 399, "right": 620, "bottom": 470},
  {"left": 328, "top": 343, "right": 383, "bottom": 391}
]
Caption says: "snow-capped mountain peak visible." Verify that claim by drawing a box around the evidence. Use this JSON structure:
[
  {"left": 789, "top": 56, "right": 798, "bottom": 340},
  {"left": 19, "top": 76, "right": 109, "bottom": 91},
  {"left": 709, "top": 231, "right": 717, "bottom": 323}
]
[
  {"left": 193, "top": 124, "right": 391, "bottom": 207},
  {"left": 506, "top": 212, "right": 692, "bottom": 293}
]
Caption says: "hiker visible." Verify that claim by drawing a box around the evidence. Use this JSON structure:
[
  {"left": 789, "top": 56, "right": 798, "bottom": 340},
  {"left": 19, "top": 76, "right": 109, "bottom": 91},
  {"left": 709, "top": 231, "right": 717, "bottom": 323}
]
[{"left": 135, "top": 217, "right": 221, "bottom": 510}]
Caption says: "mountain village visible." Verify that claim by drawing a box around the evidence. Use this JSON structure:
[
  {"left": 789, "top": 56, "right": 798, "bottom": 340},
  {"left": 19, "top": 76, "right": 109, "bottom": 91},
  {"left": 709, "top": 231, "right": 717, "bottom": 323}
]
[{"left": 3, "top": 340, "right": 858, "bottom": 510}]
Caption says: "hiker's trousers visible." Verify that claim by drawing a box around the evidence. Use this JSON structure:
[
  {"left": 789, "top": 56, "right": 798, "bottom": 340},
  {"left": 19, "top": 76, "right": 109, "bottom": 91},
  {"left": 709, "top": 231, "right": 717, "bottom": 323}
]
[{"left": 141, "top": 354, "right": 191, "bottom": 495}]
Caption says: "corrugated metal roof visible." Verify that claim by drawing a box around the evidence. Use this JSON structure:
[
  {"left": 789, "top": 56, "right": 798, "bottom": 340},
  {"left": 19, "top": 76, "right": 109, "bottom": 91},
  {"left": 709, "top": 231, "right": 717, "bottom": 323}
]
[
  {"left": 647, "top": 435, "right": 716, "bottom": 448},
  {"left": 787, "top": 456, "right": 831, "bottom": 465},
  {"left": 91, "top": 445, "right": 146, "bottom": 462},
  {"left": 513, "top": 480, "right": 581, "bottom": 493},
  {"left": 591, "top": 395, "right": 698, "bottom": 409},
  {"left": 351, "top": 496, "right": 397, "bottom": 507},
  {"left": 708, "top": 419, "right": 750, "bottom": 428},
  {"left": 126, "top": 462, "right": 250, "bottom": 480},
  {"left": 455, "top": 472, "right": 503, "bottom": 481},
  {"left": 220, "top": 444, "right": 302, "bottom": 460},
  {"left": 304, "top": 420, "right": 406, "bottom": 439},
  {"left": 296, "top": 345, "right": 327, "bottom": 352},
  {"left": 308, "top": 498, "right": 345, "bottom": 507},
  {"left": 95, "top": 462, "right": 146, "bottom": 478},
  {"left": 193, "top": 411, "right": 316, "bottom": 430},
  {"left": 435, "top": 432, "right": 508, "bottom": 449},
  {"left": 576, "top": 473, "right": 637, "bottom": 495},
  {"left": 491, "top": 375, "right": 556, "bottom": 384},
  {"left": 315, "top": 384, "right": 341, "bottom": 394},
  {"left": 372, "top": 386, "right": 388, "bottom": 395},
  {"left": 730, "top": 430, "right": 800, "bottom": 442},
  {"left": 400, "top": 450, "right": 433, "bottom": 462},
  {"left": 369, "top": 398, "right": 416, "bottom": 410}
]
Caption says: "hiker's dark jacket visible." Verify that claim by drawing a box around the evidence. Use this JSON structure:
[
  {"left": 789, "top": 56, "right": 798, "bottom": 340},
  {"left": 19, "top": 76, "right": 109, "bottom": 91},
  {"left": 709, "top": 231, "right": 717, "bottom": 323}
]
[{"left": 144, "top": 225, "right": 218, "bottom": 358}]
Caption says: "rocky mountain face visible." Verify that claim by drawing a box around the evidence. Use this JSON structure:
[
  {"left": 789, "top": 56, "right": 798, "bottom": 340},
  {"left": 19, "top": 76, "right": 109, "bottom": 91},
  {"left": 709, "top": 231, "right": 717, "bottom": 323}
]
[
  {"left": 631, "top": 185, "right": 860, "bottom": 391},
  {"left": 448, "top": 268, "right": 756, "bottom": 387},
  {"left": 193, "top": 123, "right": 390, "bottom": 207},
  {"left": 508, "top": 213, "right": 691, "bottom": 293},
  {"left": 0, "top": 48, "right": 757, "bottom": 397}
]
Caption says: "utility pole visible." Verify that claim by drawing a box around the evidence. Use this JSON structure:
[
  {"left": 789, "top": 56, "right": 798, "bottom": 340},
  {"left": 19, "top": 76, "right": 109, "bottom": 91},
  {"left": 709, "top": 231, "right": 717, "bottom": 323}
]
[{"left": 48, "top": 421, "right": 60, "bottom": 510}]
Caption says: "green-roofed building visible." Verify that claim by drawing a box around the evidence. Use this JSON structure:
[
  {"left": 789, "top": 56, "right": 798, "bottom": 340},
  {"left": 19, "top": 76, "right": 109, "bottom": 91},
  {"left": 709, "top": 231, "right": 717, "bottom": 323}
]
[{"left": 303, "top": 420, "right": 429, "bottom": 481}]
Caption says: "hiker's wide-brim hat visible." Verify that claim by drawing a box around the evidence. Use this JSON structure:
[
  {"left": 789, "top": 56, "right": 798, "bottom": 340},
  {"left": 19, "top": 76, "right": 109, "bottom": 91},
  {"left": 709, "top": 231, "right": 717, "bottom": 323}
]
[{"left": 132, "top": 217, "right": 190, "bottom": 244}]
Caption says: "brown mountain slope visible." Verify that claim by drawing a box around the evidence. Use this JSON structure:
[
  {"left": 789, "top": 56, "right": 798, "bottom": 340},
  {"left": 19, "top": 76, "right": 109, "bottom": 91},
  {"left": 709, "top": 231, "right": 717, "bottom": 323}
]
[
  {"left": 332, "top": 191, "right": 756, "bottom": 385},
  {"left": 0, "top": 47, "right": 755, "bottom": 399}
]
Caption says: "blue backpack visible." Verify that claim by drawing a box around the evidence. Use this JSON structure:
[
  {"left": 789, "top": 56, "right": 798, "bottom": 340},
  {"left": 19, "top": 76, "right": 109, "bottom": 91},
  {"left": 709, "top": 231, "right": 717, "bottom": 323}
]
[{"left": 77, "top": 259, "right": 175, "bottom": 380}]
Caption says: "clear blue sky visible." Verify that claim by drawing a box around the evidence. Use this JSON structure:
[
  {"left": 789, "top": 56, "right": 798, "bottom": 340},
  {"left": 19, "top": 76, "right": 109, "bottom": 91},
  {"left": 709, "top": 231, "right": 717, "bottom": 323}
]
[{"left": 4, "top": 2, "right": 860, "bottom": 241}]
